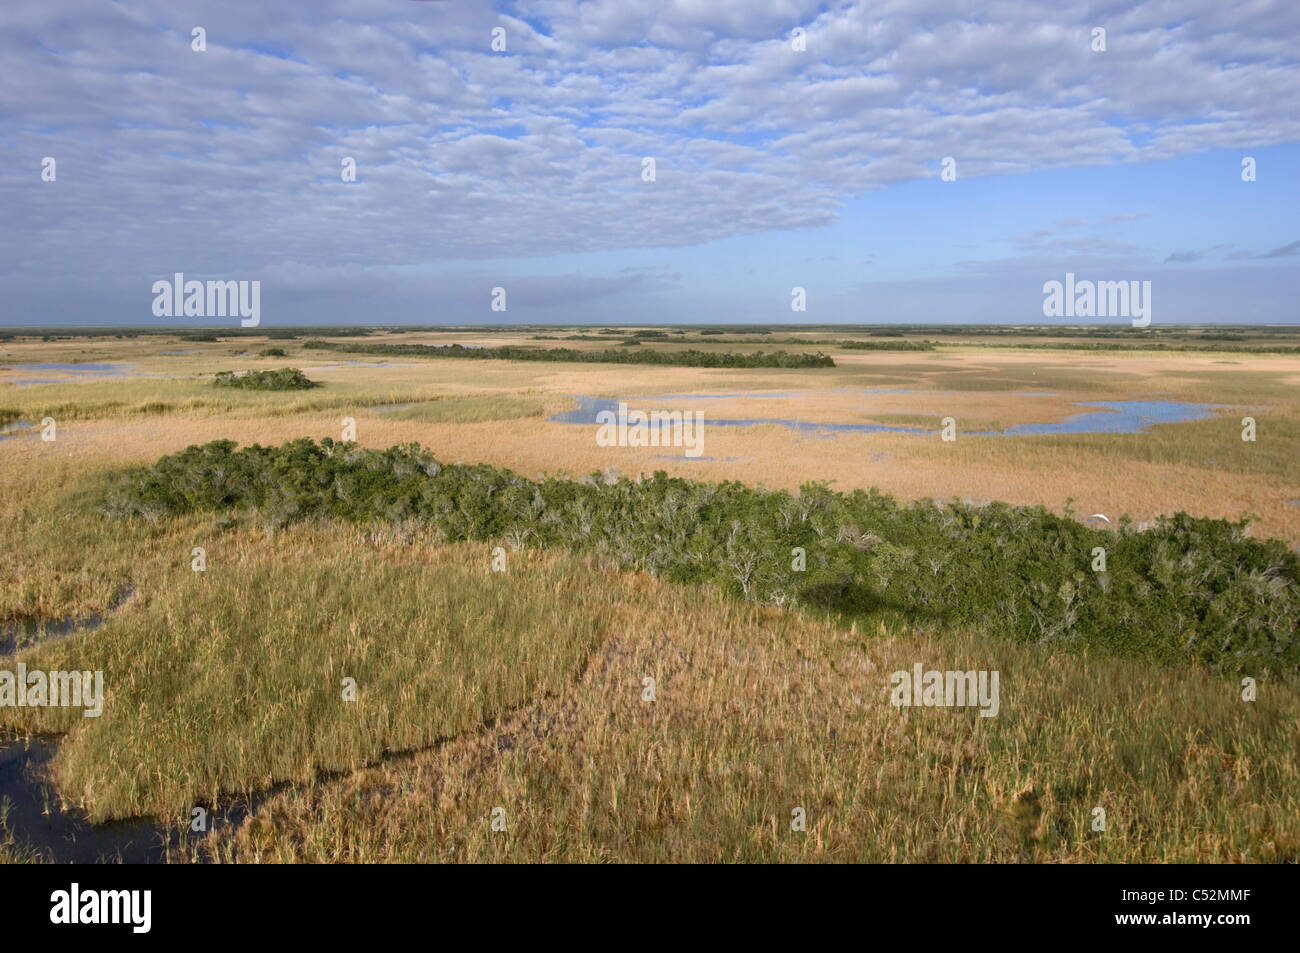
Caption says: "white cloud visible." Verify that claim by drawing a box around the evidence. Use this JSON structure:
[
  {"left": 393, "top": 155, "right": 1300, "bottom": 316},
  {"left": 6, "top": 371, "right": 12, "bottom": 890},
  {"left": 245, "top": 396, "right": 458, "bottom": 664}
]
[{"left": 0, "top": 0, "right": 1296, "bottom": 321}]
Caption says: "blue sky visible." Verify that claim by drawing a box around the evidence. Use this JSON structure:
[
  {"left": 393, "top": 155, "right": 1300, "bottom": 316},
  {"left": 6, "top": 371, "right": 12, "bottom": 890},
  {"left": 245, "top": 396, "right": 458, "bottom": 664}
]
[{"left": 1, "top": 0, "right": 1297, "bottom": 326}]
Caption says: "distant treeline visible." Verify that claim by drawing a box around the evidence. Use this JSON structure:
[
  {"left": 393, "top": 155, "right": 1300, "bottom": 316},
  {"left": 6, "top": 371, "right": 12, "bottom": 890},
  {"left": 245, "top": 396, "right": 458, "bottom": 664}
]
[
  {"left": 950, "top": 340, "right": 1300, "bottom": 354},
  {"left": 521, "top": 332, "right": 934, "bottom": 350},
  {"left": 101, "top": 438, "right": 1300, "bottom": 676},
  {"left": 300, "top": 340, "right": 836, "bottom": 368},
  {"left": 838, "top": 340, "right": 937, "bottom": 351}
]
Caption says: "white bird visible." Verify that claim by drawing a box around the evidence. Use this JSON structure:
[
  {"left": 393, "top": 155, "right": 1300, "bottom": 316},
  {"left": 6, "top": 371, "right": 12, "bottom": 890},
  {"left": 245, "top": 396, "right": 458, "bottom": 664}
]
[{"left": 1089, "top": 513, "right": 1111, "bottom": 523}]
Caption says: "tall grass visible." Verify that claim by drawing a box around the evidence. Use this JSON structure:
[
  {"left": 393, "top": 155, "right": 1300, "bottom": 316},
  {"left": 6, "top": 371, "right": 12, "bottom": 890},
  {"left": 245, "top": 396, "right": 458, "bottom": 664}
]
[
  {"left": 196, "top": 576, "right": 1300, "bottom": 863},
  {"left": 2, "top": 534, "right": 620, "bottom": 821}
]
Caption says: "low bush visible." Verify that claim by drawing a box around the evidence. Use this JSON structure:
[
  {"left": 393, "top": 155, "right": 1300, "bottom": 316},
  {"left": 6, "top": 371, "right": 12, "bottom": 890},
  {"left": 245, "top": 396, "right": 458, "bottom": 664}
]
[
  {"left": 99, "top": 438, "right": 1299, "bottom": 676},
  {"left": 211, "top": 368, "right": 319, "bottom": 390}
]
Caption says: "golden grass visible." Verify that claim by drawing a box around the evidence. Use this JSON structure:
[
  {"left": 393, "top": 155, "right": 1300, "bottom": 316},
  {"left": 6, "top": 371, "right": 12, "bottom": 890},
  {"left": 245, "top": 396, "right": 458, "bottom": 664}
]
[
  {"left": 191, "top": 562, "right": 1300, "bottom": 863},
  {"left": 1, "top": 531, "right": 635, "bottom": 822},
  {"left": 1, "top": 335, "right": 1298, "bottom": 861},
  {"left": 4, "top": 332, "right": 1298, "bottom": 543}
]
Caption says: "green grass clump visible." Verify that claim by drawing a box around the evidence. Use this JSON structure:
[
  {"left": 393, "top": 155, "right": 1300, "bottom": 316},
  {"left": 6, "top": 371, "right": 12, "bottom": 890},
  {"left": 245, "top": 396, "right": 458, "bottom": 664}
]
[
  {"left": 258, "top": 347, "right": 288, "bottom": 358},
  {"left": 99, "top": 438, "right": 1299, "bottom": 676},
  {"left": 212, "top": 368, "right": 319, "bottom": 391}
]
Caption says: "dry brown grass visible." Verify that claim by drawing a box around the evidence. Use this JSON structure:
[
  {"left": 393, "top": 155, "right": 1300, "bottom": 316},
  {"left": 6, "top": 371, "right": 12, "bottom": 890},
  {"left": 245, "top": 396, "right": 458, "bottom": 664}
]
[
  {"left": 193, "top": 564, "right": 1300, "bottom": 864},
  {"left": 4, "top": 333, "right": 1298, "bottom": 543},
  {"left": 2, "top": 332, "right": 1298, "bottom": 863}
]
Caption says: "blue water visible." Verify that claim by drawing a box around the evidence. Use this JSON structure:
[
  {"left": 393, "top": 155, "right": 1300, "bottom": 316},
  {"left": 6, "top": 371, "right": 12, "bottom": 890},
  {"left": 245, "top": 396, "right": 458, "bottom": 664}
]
[
  {"left": 0, "top": 362, "right": 156, "bottom": 385},
  {"left": 3, "top": 362, "right": 134, "bottom": 374},
  {"left": 0, "top": 419, "right": 35, "bottom": 440},
  {"left": 971, "top": 401, "right": 1213, "bottom": 436},
  {"left": 551, "top": 394, "right": 1215, "bottom": 438}
]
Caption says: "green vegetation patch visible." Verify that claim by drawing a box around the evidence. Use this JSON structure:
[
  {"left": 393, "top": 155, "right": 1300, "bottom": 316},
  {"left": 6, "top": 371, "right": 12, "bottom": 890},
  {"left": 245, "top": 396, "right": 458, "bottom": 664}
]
[
  {"left": 101, "top": 438, "right": 1299, "bottom": 676},
  {"left": 839, "top": 340, "right": 937, "bottom": 351},
  {"left": 301, "top": 340, "right": 835, "bottom": 369},
  {"left": 212, "top": 368, "right": 319, "bottom": 391}
]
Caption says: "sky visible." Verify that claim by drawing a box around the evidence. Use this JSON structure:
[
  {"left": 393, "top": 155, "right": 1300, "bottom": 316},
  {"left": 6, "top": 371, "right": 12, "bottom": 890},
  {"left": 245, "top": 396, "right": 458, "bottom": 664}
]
[{"left": 1, "top": 0, "right": 1298, "bottom": 327}]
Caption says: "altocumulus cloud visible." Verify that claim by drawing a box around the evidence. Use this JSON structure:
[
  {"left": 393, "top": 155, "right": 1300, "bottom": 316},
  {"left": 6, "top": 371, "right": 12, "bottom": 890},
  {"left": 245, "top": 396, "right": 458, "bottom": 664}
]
[{"left": 1, "top": 0, "right": 1298, "bottom": 323}]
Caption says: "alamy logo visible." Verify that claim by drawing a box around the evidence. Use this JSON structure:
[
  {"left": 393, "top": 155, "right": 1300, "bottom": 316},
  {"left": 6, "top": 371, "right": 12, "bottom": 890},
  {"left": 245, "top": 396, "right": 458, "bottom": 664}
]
[
  {"left": 889, "top": 663, "right": 1000, "bottom": 717},
  {"left": 595, "top": 401, "right": 705, "bottom": 458},
  {"left": 50, "top": 883, "right": 151, "bottom": 933},
  {"left": 151, "top": 272, "right": 260, "bottom": 327},
  {"left": 0, "top": 664, "right": 104, "bottom": 717},
  {"left": 1042, "top": 272, "right": 1151, "bottom": 327}
]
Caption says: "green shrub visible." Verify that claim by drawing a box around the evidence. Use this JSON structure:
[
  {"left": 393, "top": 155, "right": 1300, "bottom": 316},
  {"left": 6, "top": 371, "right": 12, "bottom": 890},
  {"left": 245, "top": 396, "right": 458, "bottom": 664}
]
[
  {"left": 99, "top": 438, "right": 1300, "bottom": 676},
  {"left": 211, "top": 368, "right": 319, "bottom": 391}
]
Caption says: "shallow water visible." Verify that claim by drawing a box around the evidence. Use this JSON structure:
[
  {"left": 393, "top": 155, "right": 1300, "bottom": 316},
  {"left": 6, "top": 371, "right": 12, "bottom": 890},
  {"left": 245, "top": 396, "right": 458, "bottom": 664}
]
[
  {"left": 0, "top": 585, "right": 201, "bottom": 863},
  {"left": 0, "top": 419, "right": 35, "bottom": 441},
  {"left": 971, "top": 400, "right": 1213, "bottom": 436},
  {"left": 0, "top": 584, "right": 261, "bottom": 863},
  {"left": 0, "top": 732, "right": 278, "bottom": 863},
  {"left": 0, "top": 735, "right": 177, "bottom": 863},
  {"left": 551, "top": 392, "right": 1215, "bottom": 439},
  {"left": 0, "top": 362, "right": 158, "bottom": 386},
  {"left": 0, "top": 586, "right": 133, "bottom": 656}
]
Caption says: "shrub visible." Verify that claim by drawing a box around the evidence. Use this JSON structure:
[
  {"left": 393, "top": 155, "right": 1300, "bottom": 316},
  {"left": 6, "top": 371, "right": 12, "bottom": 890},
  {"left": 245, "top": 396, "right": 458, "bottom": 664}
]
[
  {"left": 99, "top": 438, "right": 1300, "bottom": 676},
  {"left": 212, "top": 368, "right": 319, "bottom": 391}
]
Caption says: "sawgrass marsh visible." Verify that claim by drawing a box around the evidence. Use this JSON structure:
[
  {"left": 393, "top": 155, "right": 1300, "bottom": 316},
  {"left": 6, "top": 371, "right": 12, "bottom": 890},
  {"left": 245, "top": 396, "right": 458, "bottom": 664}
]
[{"left": 0, "top": 326, "right": 1296, "bottom": 863}]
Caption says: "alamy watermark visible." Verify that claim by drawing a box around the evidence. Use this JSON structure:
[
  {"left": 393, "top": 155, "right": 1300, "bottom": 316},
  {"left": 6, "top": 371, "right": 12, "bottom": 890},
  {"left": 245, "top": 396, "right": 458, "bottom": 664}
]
[
  {"left": 151, "top": 272, "right": 260, "bottom": 327},
  {"left": 595, "top": 401, "right": 705, "bottom": 458},
  {"left": 0, "top": 664, "right": 104, "bottom": 717},
  {"left": 889, "top": 663, "right": 1000, "bottom": 717},
  {"left": 1042, "top": 272, "right": 1151, "bottom": 327},
  {"left": 50, "top": 883, "right": 150, "bottom": 933}
]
